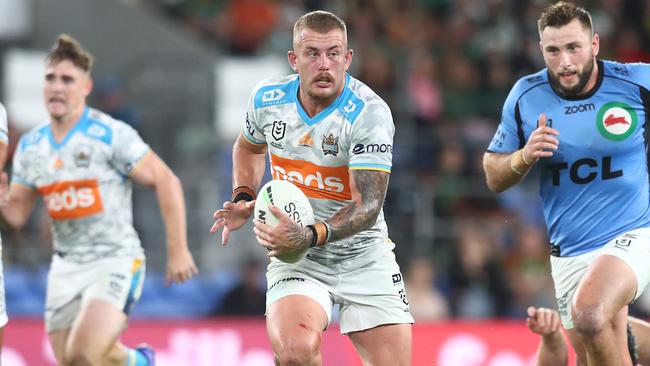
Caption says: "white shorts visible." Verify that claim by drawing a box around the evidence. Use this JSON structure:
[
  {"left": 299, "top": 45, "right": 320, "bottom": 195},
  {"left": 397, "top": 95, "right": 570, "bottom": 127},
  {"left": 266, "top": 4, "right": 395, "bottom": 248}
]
[
  {"left": 0, "top": 247, "right": 7, "bottom": 328},
  {"left": 45, "top": 255, "right": 145, "bottom": 332},
  {"left": 551, "top": 227, "right": 650, "bottom": 329},
  {"left": 266, "top": 250, "right": 414, "bottom": 334}
]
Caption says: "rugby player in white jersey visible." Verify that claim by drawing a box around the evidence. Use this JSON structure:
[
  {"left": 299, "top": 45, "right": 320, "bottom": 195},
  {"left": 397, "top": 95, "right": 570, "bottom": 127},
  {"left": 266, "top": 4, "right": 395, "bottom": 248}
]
[
  {"left": 211, "top": 10, "right": 413, "bottom": 366},
  {"left": 0, "top": 35, "right": 197, "bottom": 366},
  {"left": 0, "top": 102, "right": 10, "bottom": 352}
]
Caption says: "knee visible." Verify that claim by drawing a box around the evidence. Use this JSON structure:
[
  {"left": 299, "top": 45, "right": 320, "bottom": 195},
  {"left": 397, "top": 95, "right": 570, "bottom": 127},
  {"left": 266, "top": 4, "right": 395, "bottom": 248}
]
[
  {"left": 274, "top": 331, "right": 321, "bottom": 366},
  {"left": 571, "top": 302, "right": 608, "bottom": 339}
]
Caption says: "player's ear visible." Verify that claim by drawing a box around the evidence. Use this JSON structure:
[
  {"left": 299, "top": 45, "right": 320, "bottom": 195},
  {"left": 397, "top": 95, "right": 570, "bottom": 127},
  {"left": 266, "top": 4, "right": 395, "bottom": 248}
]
[
  {"left": 287, "top": 51, "right": 298, "bottom": 72},
  {"left": 84, "top": 77, "right": 93, "bottom": 98},
  {"left": 344, "top": 49, "right": 354, "bottom": 71},
  {"left": 592, "top": 33, "right": 600, "bottom": 57}
]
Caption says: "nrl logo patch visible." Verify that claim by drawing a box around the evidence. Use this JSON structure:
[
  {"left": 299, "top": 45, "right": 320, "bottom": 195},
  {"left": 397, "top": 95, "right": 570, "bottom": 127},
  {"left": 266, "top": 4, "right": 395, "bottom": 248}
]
[
  {"left": 322, "top": 133, "right": 339, "bottom": 156},
  {"left": 272, "top": 120, "right": 286, "bottom": 141},
  {"left": 596, "top": 102, "right": 637, "bottom": 141}
]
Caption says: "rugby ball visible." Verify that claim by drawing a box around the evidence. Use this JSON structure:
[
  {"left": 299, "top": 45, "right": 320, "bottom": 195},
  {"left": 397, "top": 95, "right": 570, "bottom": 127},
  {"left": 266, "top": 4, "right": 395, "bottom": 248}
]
[{"left": 254, "top": 179, "right": 314, "bottom": 263}]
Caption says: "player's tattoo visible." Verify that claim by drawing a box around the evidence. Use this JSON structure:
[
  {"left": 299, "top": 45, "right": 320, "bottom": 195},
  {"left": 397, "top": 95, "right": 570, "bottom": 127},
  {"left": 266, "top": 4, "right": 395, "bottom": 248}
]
[{"left": 327, "top": 170, "right": 388, "bottom": 242}]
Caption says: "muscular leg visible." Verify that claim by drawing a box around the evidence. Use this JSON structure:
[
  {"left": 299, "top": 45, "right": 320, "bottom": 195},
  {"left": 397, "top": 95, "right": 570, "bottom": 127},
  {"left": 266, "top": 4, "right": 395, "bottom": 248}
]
[
  {"left": 348, "top": 323, "right": 412, "bottom": 366},
  {"left": 629, "top": 316, "right": 650, "bottom": 365},
  {"left": 571, "top": 255, "right": 636, "bottom": 366},
  {"left": 49, "top": 328, "right": 71, "bottom": 365},
  {"left": 267, "top": 295, "right": 328, "bottom": 366},
  {"left": 63, "top": 299, "right": 129, "bottom": 366}
]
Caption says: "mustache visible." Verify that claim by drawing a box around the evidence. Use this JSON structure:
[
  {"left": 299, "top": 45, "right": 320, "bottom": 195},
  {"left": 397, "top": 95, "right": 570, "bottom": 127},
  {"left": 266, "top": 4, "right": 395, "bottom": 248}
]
[{"left": 313, "top": 73, "right": 333, "bottom": 82}]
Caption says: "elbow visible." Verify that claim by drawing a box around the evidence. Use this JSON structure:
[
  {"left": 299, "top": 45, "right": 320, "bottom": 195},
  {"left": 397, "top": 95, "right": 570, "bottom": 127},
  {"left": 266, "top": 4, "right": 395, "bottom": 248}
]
[
  {"left": 361, "top": 204, "right": 382, "bottom": 231},
  {"left": 485, "top": 179, "right": 506, "bottom": 194}
]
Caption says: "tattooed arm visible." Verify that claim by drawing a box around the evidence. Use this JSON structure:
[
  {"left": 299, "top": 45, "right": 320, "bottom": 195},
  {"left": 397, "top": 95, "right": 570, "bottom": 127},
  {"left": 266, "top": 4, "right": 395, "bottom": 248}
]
[{"left": 327, "top": 169, "right": 389, "bottom": 241}]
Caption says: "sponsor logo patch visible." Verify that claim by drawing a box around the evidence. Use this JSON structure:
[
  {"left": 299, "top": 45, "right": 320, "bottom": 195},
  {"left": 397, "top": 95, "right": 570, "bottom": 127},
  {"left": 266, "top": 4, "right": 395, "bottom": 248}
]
[
  {"left": 596, "top": 102, "right": 637, "bottom": 141},
  {"left": 37, "top": 179, "right": 104, "bottom": 220}
]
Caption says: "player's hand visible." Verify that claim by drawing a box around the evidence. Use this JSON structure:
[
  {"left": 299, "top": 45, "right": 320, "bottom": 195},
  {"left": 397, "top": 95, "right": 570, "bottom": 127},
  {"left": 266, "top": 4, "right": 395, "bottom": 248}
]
[
  {"left": 210, "top": 200, "right": 255, "bottom": 246},
  {"left": 253, "top": 204, "right": 309, "bottom": 257},
  {"left": 523, "top": 113, "right": 560, "bottom": 163},
  {"left": 526, "top": 306, "right": 561, "bottom": 336},
  {"left": 165, "top": 246, "right": 198, "bottom": 285}
]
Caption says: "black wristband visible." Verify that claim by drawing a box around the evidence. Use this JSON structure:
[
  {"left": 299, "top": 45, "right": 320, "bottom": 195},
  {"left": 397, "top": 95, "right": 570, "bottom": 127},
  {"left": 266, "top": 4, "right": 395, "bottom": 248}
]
[
  {"left": 232, "top": 192, "right": 254, "bottom": 203},
  {"left": 306, "top": 225, "right": 318, "bottom": 248}
]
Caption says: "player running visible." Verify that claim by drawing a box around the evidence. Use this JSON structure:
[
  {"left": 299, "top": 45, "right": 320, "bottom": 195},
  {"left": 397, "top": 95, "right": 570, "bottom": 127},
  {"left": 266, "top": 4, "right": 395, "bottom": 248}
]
[{"left": 1, "top": 34, "right": 197, "bottom": 366}]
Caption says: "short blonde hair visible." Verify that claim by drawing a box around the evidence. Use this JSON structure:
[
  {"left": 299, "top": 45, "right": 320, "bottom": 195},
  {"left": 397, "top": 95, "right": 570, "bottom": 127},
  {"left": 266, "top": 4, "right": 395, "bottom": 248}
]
[
  {"left": 293, "top": 11, "right": 347, "bottom": 47},
  {"left": 46, "top": 34, "right": 93, "bottom": 73}
]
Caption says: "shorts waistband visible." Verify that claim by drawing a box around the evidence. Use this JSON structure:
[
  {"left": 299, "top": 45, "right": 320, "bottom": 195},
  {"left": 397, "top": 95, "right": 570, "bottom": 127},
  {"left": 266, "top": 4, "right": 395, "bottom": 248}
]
[{"left": 550, "top": 244, "right": 561, "bottom": 257}]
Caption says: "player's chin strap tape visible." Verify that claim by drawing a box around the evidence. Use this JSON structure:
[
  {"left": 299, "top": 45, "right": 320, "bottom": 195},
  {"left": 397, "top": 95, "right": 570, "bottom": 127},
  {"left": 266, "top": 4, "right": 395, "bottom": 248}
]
[
  {"left": 232, "top": 186, "right": 256, "bottom": 203},
  {"left": 307, "top": 221, "right": 330, "bottom": 248}
]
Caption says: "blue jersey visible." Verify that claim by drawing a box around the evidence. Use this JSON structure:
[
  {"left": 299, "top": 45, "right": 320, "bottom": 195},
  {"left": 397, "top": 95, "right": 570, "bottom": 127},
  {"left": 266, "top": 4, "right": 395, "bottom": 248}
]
[{"left": 488, "top": 60, "right": 650, "bottom": 256}]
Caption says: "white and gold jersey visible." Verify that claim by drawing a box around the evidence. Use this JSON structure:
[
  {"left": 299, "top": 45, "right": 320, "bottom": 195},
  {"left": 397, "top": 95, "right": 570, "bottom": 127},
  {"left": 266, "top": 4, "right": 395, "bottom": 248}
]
[
  {"left": 11, "top": 107, "right": 149, "bottom": 263},
  {"left": 243, "top": 73, "right": 395, "bottom": 265},
  {"left": 0, "top": 102, "right": 8, "bottom": 327}
]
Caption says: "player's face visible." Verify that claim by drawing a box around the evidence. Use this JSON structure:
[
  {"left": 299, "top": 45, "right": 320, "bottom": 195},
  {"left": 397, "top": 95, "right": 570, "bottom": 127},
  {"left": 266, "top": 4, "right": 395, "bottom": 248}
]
[
  {"left": 540, "top": 18, "right": 599, "bottom": 97},
  {"left": 44, "top": 60, "right": 92, "bottom": 122},
  {"left": 289, "top": 27, "right": 353, "bottom": 105}
]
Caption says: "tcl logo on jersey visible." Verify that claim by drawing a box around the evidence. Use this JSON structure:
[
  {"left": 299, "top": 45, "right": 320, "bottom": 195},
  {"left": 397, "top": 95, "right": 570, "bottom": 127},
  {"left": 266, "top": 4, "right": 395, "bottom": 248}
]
[
  {"left": 545, "top": 156, "right": 622, "bottom": 186},
  {"left": 37, "top": 179, "right": 104, "bottom": 220},
  {"left": 270, "top": 154, "right": 351, "bottom": 201}
]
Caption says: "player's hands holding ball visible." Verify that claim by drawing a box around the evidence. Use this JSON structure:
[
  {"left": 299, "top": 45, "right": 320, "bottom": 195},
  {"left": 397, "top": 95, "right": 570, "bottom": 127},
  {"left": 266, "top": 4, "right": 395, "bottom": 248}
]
[
  {"left": 523, "top": 113, "right": 560, "bottom": 164},
  {"left": 254, "top": 204, "right": 310, "bottom": 258},
  {"left": 253, "top": 180, "right": 314, "bottom": 263}
]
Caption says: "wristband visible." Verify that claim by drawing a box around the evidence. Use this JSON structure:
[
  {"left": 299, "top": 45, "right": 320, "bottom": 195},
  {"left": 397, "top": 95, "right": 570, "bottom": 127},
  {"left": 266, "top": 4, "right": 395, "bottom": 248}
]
[
  {"left": 307, "top": 225, "right": 318, "bottom": 247},
  {"left": 232, "top": 186, "right": 256, "bottom": 203},
  {"left": 307, "top": 222, "right": 329, "bottom": 247},
  {"left": 510, "top": 149, "right": 532, "bottom": 176},
  {"left": 521, "top": 149, "right": 532, "bottom": 165}
]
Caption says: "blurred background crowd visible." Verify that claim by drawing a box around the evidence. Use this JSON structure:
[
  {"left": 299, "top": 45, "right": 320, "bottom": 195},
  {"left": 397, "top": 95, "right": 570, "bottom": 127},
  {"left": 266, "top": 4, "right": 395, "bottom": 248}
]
[{"left": 2, "top": 0, "right": 650, "bottom": 323}]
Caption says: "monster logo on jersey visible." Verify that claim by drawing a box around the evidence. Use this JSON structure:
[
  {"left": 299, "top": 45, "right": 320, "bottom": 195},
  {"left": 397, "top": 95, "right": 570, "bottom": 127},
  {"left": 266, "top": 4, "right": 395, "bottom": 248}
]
[{"left": 596, "top": 102, "right": 637, "bottom": 141}]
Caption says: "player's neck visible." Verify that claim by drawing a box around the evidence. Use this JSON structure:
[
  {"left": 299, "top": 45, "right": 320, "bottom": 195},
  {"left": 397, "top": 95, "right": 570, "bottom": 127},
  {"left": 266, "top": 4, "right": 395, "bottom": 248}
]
[
  {"left": 50, "top": 106, "right": 85, "bottom": 143},
  {"left": 298, "top": 90, "right": 340, "bottom": 118},
  {"left": 579, "top": 59, "right": 600, "bottom": 96}
]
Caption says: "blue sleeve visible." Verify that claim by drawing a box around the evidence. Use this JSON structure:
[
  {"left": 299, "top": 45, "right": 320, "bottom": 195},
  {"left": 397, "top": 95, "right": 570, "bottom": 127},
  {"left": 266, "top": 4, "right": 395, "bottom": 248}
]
[
  {"left": 487, "top": 82, "right": 524, "bottom": 153},
  {"left": 625, "top": 62, "right": 650, "bottom": 90}
]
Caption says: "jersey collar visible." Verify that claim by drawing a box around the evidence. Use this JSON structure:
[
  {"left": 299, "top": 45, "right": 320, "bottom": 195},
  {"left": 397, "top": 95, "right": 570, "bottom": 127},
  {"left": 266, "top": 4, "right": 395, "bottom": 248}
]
[
  {"left": 46, "top": 107, "right": 90, "bottom": 150},
  {"left": 295, "top": 73, "right": 351, "bottom": 126}
]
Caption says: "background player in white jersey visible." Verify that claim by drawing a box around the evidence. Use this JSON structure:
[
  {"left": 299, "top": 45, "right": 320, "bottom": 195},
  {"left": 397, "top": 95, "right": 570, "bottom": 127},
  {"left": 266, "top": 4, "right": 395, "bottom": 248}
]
[
  {"left": 0, "top": 35, "right": 198, "bottom": 366},
  {"left": 0, "top": 102, "right": 9, "bottom": 352},
  {"left": 484, "top": 2, "right": 650, "bottom": 364},
  {"left": 211, "top": 10, "right": 413, "bottom": 366}
]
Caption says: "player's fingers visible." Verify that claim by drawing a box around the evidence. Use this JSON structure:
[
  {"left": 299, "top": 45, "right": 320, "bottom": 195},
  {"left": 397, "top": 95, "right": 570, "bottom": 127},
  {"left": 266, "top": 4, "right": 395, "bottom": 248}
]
[
  {"left": 246, "top": 200, "right": 256, "bottom": 209},
  {"left": 210, "top": 218, "right": 225, "bottom": 234},
  {"left": 253, "top": 226, "right": 273, "bottom": 243},
  {"left": 536, "top": 308, "right": 547, "bottom": 327},
  {"left": 550, "top": 310, "right": 561, "bottom": 332},
  {"left": 221, "top": 227, "right": 231, "bottom": 246},
  {"left": 527, "top": 306, "right": 537, "bottom": 318},
  {"left": 538, "top": 113, "right": 546, "bottom": 127},
  {"left": 266, "top": 204, "right": 285, "bottom": 221}
]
